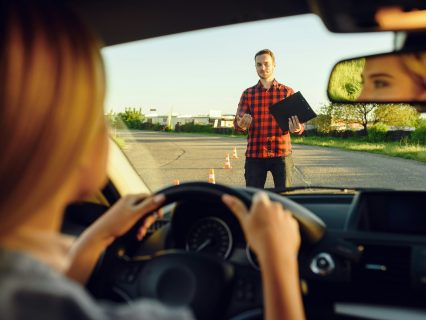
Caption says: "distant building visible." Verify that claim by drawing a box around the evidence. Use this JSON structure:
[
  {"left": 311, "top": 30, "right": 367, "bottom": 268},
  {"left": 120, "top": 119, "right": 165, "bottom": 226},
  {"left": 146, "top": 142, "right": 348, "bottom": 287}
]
[
  {"left": 176, "top": 115, "right": 195, "bottom": 125},
  {"left": 145, "top": 113, "right": 179, "bottom": 128},
  {"left": 209, "top": 110, "right": 222, "bottom": 119},
  {"left": 219, "top": 114, "right": 235, "bottom": 128},
  {"left": 144, "top": 110, "right": 237, "bottom": 130}
]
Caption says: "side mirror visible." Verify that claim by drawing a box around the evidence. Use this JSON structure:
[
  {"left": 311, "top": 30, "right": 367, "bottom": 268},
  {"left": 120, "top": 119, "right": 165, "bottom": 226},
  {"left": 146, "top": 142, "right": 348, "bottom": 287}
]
[{"left": 327, "top": 51, "right": 426, "bottom": 112}]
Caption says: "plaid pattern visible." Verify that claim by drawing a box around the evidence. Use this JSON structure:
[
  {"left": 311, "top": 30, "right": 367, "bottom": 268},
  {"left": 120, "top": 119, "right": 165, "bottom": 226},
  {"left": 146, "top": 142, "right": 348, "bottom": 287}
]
[{"left": 234, "top": 79, "right": 303, "bottom": 158}]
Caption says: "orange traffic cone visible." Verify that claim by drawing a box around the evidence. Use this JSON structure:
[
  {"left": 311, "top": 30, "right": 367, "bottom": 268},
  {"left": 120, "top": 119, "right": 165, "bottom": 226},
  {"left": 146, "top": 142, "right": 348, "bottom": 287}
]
[
  {"left": 224, "top": 153, "right": 232, "bottom": 169},
  {"left": 173, "top": 179, "right": 180, "bottom": 185},
  {"left": 208, "top": 169, "right": 216, "bottom": 184},
  {"left": 232, "top": 146, "right": 239, "bottom": 159}
]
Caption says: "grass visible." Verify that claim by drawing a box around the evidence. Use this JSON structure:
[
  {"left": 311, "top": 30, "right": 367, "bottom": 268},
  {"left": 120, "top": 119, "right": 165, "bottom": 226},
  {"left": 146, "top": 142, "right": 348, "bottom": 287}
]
[
  {"left": 111, "top": 135, "right": 126, "bottom": 149},
  {"left": 292, "top": 136, "right": 426, "bottom": 163}
]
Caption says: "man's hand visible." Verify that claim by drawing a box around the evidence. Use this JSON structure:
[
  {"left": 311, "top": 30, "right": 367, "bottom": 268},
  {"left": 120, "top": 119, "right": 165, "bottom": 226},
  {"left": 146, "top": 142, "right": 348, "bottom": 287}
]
[
  {"left": 289, "top": 115, "right": 303, "bottom": 134},
  {"left": 236, "top": 113, "right": 252, "bottom": 130}
]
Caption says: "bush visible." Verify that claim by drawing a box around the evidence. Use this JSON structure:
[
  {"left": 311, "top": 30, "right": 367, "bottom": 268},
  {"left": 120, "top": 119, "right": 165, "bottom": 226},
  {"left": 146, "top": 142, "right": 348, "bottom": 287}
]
[
  {"left": 176, "top": 123, "right": 215, "bottom": 133},
  {"left": 105, "top": 111, "right": 126, "bottom": 129},
  {"left": 309, "top": 114, "right": 332, "bottom": 133},
  {"left": 415, "top": 118, "right": 426, "bottom": 129},
  {"left": 213, "top": 127, "right": 233, "bottom": 135},
  {"left": 113, "top": 108, "right": 145, "bottom": 129},
  {"left": 411, "top": 125, "right": 426, "bottom": 145},
  {"left": 387, "top": 130, "right": 412, "bottom": 142},
  {"left": 140, "top": 122, "right": 166, "bottom": 131},
  {"left": 305, "top": 129, "right": 365, "bottom": 138},
  {"left": 368, "top": 123, "right": 388, "bottom": 142}
]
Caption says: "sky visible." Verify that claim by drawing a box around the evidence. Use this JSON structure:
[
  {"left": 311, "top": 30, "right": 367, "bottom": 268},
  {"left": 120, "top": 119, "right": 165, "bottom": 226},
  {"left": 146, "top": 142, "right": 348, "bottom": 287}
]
[{"left": 102, "top": 14, "right": 393, "bottom": 116}]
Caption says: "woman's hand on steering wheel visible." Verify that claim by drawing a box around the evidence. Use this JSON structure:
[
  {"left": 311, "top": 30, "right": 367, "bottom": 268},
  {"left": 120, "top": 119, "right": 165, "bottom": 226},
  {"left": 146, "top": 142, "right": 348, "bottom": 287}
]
[
  {"left": 67, "top": 193, "right": 165, "bottom": 284},
  {"left": 91, "top": 193, "right": 166, "bottom": 244},
  {"left": 222, "top": 191, "right": 301, "bottom": 262},
  {"left": 222, "top": 191, "right": 306, "bottom": 320}
]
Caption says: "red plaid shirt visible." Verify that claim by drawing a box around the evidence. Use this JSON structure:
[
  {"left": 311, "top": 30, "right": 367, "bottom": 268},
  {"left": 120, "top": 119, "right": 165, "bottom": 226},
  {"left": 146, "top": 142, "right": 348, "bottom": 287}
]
[{"left": 234, "top": 79, "right": 304, "bottom": 158}]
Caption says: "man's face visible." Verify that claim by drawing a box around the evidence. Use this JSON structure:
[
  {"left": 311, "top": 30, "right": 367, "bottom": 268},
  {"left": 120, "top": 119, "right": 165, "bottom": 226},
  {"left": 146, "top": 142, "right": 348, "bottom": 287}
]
[{"left": 255, "top": 54, "right": 275, "bottom": 80}]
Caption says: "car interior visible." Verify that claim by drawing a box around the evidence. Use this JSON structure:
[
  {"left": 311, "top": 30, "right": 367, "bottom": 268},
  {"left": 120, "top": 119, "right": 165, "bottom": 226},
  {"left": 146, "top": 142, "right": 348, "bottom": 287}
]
[{"left": 58, "top": 1, "right": 426, "bottom": 319}]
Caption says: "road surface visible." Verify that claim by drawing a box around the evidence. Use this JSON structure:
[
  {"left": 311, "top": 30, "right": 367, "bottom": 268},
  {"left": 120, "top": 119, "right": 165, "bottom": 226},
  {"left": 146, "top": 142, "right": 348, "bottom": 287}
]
[{"left": 118, "top": 131, "right": 426, "bottom": 192}]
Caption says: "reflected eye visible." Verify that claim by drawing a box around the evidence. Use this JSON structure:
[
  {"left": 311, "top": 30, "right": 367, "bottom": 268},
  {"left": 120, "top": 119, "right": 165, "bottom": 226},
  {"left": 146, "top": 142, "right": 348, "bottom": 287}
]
[{"left": 373, "top": 79, "right": 390, "bottom": 89}]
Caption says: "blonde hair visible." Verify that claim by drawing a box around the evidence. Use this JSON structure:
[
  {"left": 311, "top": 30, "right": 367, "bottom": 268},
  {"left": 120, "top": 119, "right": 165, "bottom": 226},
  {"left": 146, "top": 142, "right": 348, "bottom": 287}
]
[
  {"left": 0, "top": 1, "right": 106, "bottom": 235},
  {"left": 400, "top": 52, "right": 426, "bottom": 89}
]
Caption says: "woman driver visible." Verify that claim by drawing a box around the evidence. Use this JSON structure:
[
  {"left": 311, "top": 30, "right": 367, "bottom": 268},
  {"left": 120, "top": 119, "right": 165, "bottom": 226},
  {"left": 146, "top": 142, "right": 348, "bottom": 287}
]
[
  {"left": 358, "top": 52, "right": 426, "bottom": 101},
  {"left": 0, "top": 1, "right": 304, "bottom": 319}
]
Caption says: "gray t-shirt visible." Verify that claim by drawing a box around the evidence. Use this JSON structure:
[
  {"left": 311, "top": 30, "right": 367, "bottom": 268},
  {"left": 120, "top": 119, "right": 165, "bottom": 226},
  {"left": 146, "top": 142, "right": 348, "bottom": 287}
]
[{"left": 0, "top": 249, "right": 194, "bottom": 320}]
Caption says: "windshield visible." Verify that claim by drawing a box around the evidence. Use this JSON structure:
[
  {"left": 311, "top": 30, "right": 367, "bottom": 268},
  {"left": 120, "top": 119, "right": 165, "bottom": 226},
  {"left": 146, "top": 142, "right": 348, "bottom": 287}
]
[{"left": 102, "top": 14, "right": 426, "bottom": 192}]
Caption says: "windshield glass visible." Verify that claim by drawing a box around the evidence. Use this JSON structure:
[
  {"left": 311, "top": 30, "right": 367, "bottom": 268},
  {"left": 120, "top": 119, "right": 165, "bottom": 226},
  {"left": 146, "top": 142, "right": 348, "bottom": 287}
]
[{"left": 102, "top": 14, "right": 426, "bottom": 192}]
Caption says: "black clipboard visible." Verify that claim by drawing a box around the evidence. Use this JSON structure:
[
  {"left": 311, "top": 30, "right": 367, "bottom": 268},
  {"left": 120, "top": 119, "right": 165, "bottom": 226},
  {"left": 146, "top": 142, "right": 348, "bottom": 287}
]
[{"left": 269, "top": 91, "right": 317, "bottom": 132}]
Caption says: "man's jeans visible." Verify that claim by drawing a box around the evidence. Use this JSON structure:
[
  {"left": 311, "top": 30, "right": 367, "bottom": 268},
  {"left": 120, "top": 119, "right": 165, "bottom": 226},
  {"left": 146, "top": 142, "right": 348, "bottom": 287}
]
[{"left": 244, "top": 155, "right": 294, "bottom": 189}]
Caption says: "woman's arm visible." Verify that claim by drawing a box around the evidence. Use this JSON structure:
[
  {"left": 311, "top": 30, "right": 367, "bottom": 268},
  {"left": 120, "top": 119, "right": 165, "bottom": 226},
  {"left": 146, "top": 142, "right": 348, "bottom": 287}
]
[
  {"left": 222, "top": 192, "right": 305, "bottom": 320},
  {"left": 66, "top": 193, "right": 165, "bottom": 284},
  {"left": 257, "top": 236, "right": 305, "bottom": 320}
]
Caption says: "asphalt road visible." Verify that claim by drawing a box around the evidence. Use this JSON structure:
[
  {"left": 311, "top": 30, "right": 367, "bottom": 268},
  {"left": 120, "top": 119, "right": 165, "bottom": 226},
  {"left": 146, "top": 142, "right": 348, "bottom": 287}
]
[{"left": 118, "top": 131, "right": 426, "bottom": 192}]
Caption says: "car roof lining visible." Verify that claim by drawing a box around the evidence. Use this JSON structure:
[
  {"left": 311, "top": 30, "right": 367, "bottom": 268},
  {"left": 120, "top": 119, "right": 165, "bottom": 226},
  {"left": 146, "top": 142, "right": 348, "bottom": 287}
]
[{"left": 67, "top": 0, "right": 311, "bottom": 46}]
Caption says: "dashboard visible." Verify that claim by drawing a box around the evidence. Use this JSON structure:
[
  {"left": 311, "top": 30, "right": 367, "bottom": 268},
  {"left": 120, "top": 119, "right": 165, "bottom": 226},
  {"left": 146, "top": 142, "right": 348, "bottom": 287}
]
[
  {"left": 151, "top": 189, "right": 426, "bottom": 318},
  {"left": 166, "top": 190, "right": 355, "bottom": 271},
  {"left": 170, "top": 197, "right": 257, "bottom": 270},
  {"left": 88, "top": 188, "right": 426, "bottom": 320},
  {"left": 348, "top": 192, "right": 426, "bottom": 235},
  {"left": 145, "top": 189, "right": 426, "bottom": 278}
]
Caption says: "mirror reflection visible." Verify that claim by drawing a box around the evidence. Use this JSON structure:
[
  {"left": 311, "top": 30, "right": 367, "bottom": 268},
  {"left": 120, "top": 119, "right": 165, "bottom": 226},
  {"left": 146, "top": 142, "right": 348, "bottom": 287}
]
[{"left": 328, "top": 52, "right": 426, "bottom": 103}]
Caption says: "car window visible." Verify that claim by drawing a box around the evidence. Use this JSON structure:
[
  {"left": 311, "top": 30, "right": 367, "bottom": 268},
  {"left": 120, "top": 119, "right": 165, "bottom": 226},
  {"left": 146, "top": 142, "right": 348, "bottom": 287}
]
[{"left": 102, "top": 14, "right": 426, "bottom": 192}]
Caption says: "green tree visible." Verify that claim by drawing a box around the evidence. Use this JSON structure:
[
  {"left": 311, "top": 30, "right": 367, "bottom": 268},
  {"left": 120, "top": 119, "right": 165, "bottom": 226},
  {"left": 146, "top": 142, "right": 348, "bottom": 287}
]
[
  {"left": 374, "top": 104, "right": 420, "bottom": 127},
  {"left": 326, "top": 57, "right": 420, "bottom": 132},
  {"left": 105, "top": 110, "right": 114, "bottom": 122},
  {"left": 105, "top": 110, "right": 119, "bottom": 128},
  {"left": 116, "top": 107, "right": 145, "bottom": 129},
  {"left": 309, "top": 104, "right": 332, "bottom": 133},
  {"left": 326, "top": 58, "right": 379, "bottom": 133},
  {"left": 328, "top": 103, "right": 378, "bottom": 133},
  {"left": 321, "top": 103, "right": 420, "bottom": 134}
]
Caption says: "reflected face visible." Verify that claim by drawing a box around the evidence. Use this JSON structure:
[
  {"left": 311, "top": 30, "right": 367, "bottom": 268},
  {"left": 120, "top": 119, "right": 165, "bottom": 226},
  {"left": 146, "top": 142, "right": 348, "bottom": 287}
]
[
  {"left": 255, "top": 54, "right": 275, "bottom": 80},
  {"left": 358, "top": 55, "right": 425, "bottom": 101}
]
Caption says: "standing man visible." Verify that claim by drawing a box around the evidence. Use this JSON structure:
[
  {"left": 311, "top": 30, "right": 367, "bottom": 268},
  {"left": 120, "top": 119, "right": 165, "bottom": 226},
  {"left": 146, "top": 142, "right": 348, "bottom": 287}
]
[{"left": 234, "top": 49, "right": 304, "bottom": 189}]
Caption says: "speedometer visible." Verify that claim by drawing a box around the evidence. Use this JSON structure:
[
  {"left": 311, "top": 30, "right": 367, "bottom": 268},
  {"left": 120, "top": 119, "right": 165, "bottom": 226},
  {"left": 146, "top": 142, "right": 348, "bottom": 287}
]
[{"left": 185, "top": 217, "right": 233, "bottom": 259}]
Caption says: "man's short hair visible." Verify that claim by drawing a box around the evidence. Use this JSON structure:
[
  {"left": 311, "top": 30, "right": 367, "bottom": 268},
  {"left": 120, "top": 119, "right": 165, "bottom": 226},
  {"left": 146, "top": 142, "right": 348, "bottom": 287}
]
[{"left": 254, "top": 49, "right": 275, "bottom": 63}]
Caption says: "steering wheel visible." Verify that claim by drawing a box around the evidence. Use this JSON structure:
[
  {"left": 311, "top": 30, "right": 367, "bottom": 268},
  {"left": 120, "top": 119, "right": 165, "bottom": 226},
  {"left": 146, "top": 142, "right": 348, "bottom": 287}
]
[{"left": 88, "top": 182, "right": 326, "bottom": 320}]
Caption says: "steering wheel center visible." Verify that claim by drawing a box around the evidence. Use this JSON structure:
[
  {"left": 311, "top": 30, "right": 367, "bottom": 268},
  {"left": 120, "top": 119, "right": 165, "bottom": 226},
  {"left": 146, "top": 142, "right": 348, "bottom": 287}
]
[{"left": 157, "top": 266, "right": 196, "bottom": 305}]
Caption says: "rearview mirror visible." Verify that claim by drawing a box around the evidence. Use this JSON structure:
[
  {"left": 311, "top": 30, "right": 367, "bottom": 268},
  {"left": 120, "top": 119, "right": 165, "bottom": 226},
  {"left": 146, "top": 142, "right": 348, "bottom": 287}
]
[
  {"left": 316, "top": 2, "right": 426, "bottom": 33},
  {"left": 327, "top": 51, "right": 426, "bottom": 112}
]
